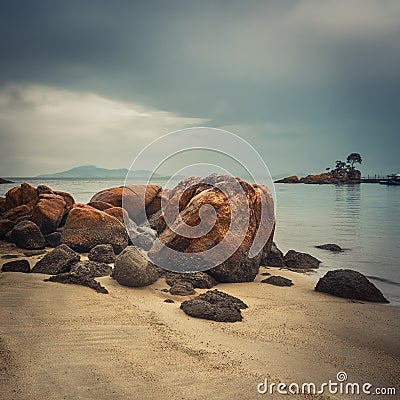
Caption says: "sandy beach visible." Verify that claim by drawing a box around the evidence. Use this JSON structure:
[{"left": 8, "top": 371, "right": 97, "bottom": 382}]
[{"left": 1, "top": 241, "right": 399, "bottom": 400}]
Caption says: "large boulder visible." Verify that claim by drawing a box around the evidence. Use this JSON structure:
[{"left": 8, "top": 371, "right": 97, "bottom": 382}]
[
  {"left": 149, "top": 174, "right": 275, "bottom": 282},
  {"left": 112, "top": 246, "right": 159, "bottom": 287},
  {"left": 180, "top": 289, "right": 248, "bottom": 322},
  {"left": 283, "top": 250, "right": 321, "bottom": 269},
  {"left": 53, "top": 191, "right": 75, "bottom": 208},
  {"left": 90, "top": 185, "right": 162, "bottom": 223},
  {"left": 261, "top": 242, "right": 284, "bottom": 267},
  {"left": 61, "top": 204, "right": 128, "bottom": 253},
  {"left": 31, "top": 244, "right": 80, "bottom": 275},
  {"left": 4, "top": 183, "right": 37, "bottom": 210},
  {"left": 315, "top": 269, "right": 389, "bottom": 303},
  {"left": 10, "top": 220, "right": 45, "bottom": 250},
  {"left": 30, "top": 194, "right": 67, "bottom": 234},
  {"left": 2, "top": 204, "right": 32, "bottom": 221},
  {"left": 88, "top": 244, "right": 116, "bottom": 264}
]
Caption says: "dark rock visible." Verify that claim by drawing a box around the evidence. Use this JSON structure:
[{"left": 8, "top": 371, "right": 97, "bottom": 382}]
[
  {"left": 2, "top": 259, "right": 30, "bottom": 273},
  {"left": 164, "top": 298, "right": 175, "bottom": 303},
  {"left": 260, "top": 272, "right": 271, "bottom": 276},
  {"left": 31, "top": 194, "right": 67, "bottom": 234},
  {"left": 88, "top": 244, "right": 116, "bottom": 264},
  {"left": 112, "top": 246, "right": 159, "bottom": 287},
  {"left": 44, "top": 272, "right": 108, "bottom": 294},
  {"left": 315, "top": 243, "right": 343, "bottom": 252},
  {"left": 70, "top": 260, "right": 112, "bottom": 277},
  {"left": 169, "top": 282, "right": 196, "bottom": 296},
  {"left": 261, "top": 242, "right": 284, "bottom": 267},
  {"left": 283, "top": 250, "right": 321, "bottom": 269},
  {"left": 36, "top": 185, "right": 53, "bottom": 195},
  {"left": 31, "top": 244, "right": 80, "bottom": 275},
  {"left": 2, "top": 204, "right": 32, "bottom": 221},
  {"left": 44, "top": 232, "right": 62, "bottom": 247},
  {"left": 161, "top": 288, "right": 170, "bottom": 292},
  {"left": 261, "top": 276, "right": 293, "bottom": 286},
  {"left": 165, "top": 271, "right": 217, "bottom": 289},
  {"left": 0, "top": 178, "right": 13, "bottom": 184},
  {"left": 1, "top": 254, "right": 19, "bottom": 259},
  {"left": 315, "top": 269, "right": 389, "bottom": 303},
  {"left": 10, "top": 220, "right": 45, "bottom": 250},
  {"left": 180, "top": 289, "right": 248, "bottom": 322},
  {"left": 147, "top": 209, "right": 162, "bottom": 231},
  {"left": 61, "top": 204, "right": 128, "bottom": 253},
  {"left": 0, "top": 219, "right": 14, "bottom": 240},
  {"left": 23, "top": 249, "right": 46, "bottom": 256}
]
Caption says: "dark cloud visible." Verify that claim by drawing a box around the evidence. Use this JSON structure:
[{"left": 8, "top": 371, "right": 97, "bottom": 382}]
[{"left": 0, "top": 0, "right": 399, "bottom": 176}]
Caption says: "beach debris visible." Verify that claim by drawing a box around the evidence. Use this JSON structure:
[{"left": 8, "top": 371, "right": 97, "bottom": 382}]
[
  {"left": 2, "top": 259, "right": 30, "bottom": 273},
  {"left": 31, "top": 244, "right": 80, "bottom": 275},
  {"left": 61, "top": 204, "right": 128, "bottom": 253},
  {"left": 9, "top": 220, "right": 45, "bottom": 250},
  {"left": 112, "top": 246, "right": 158, "bottom": 287},
  {"left": 261, "top": 276, "right": 293, "bottom": 286},
  {"left": 44, "top": 272, "right": 108, "bottom": 294},
  {"left": 44, "top": 231, "right": 62, "bottom": 248},
  {"left": 71, "top": 260, "right": 112, "bottom": 277},
  {"left": 283, "top": 250, "right": 321, "bottom": 269},
  {"left": 261, "top": 242, "right": 284, "bottom": 267},
  {"left": 315, "top": 243, "right": 343, "bottom": 252},
  {"left": 180, "top": 289, "right": 248, "bottom": 322},
  {"left": 315, "top": 269, "right": 389, "bottom": 303},
  {"left": 149, "top": 174, "right": 275, "bottom": 282},
  {"left": 31, "top": 194, "right": 67, "bottom": 235},
  {"left": 169, "top": 282, "right": 196, "bottom": 296},
  {"left": 165, "top": 271, "right": 217, "bottom": 289},
  {"left": 88, "top": 244, "right": 116, "bottom": 264},
  {"left": 90, "top": 185, "right": 162, "bottom": 224}
]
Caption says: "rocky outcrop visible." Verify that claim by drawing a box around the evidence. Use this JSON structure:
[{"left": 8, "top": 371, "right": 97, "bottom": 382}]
[
  {"left": 88, "top": 244, "right": 116, "bottom": 264},
  {"left": 261, "top": 242, "right": 284, "bottom": 267},
  {"left": 0, "top": 178, "right": 13, "bottom": 184},
  {"left": 61, "top": 204, "right": 128, "bottom": 253},
  {"left": 165, "top": 271, "right": 217, "bottom": 289},
  {"left": 315, "top": 269, "right": 389, "bottom": 303},
  {"left": 276, "top": 170, "right": 362, "bottom": 185},
  {"left": 44, "top": 272, "right": 108, "bottom": 294},
  {"left": 31, "top": 194, "right": 67, "bottom": 235},
  {"left": 2, "top": 259, "right": 30, "bottom": 273},
  {"left": 112, "top": 246, "right": 159, "bottom": 287},
  {"left": 9, "top": 220, "right": 45, "bottom": 250},
  {"left": 283, "top": 250, "right": 321, "bottom": 269},
  {"left": 261, "top": 276, "right": 293, "bottom": 286},
  {"left": 31, "top": 244, "right": 80, "bottom": 275},
  {"left": 180, "top": 289, "right": 248, "bottom": 322},
  {"left": 90, "top": 185, "right": 162, "bottom": 224},
  {"left": 274, "top": 175, "right": 300, "bottom": 183},
  {"left": 315, "top": 243, "right": 343, "bottom": 252},
  {"left": 149, "top": 174, "right": 275, "bottom": 283}
]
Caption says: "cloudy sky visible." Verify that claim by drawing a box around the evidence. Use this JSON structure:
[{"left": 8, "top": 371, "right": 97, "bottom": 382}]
[{"left": 0, "top": 0, "right": 399, "bottom": 177}]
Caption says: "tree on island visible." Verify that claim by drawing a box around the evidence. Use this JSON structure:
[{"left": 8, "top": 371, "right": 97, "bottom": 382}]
[{"left": 346, "top": 153, "right": 362, "bottom": 170}]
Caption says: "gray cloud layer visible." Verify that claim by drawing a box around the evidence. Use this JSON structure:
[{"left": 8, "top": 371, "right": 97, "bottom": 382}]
[{"left": 0, "top": 0, "right": 399, "bottom": 176}]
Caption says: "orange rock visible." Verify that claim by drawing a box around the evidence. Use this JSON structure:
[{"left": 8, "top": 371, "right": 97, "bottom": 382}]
[
  {"left": 2, "top": 204, "right": 32, "bottom": 221},
  {"left": 31, "top": 194, "right": 67, "bottom": 234},
  {"left": 87, "top": 201, "right": 114, "bottom": 211},
  {"left": 54, "top": 191, "right": 75, "bottom": 208},
  {"left": 103, "top": 207, "right": 129, "bottom": 224}
]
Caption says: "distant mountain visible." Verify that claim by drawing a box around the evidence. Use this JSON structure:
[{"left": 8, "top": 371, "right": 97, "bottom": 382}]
[{"left": 36, "top": 165, "right": 162, "bottom": 179}]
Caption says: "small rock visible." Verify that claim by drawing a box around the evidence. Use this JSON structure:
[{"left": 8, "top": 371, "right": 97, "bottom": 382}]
[
  {"left": 2, "top": 259, "right": 30, "bottom": 273},
  {"left": 23, "top": 249, "right": 46, "bottom": 256},
  {"left": 260, "top": 272, "right": 271, "bottom": 276},
  {"left": 10, "top": 220, "right": 45, "bottom": 250},
  {"left": 169, "top": 282, "right": 196, "bottom": 296},
  {"left": 164, "top": 299, "right": 175, "bottom": 303},
  {"left": 31, "top": 244, "right": 80, "bottom": 275},
  {"left": 315, "top": 269, "right": 389, "bottom": 303},
  {"left": 88, "top": 244, "right": 116, "bottom": 264},
  {"left": 44, "top": 272, "right": 108, "bottom": 294},
  {"left": 315, "top": 243, "right": 343, "bottom": 252},
  {"left": 165, "top": 271, "right": 217, "bottom": 289},
  {"left": 70, "top": 260, "right": 112, "bottom": 277},
  {"left": 44, "top": 232, "right": 62, "bottom": 248},
  {"left": 112, "top": 246, "right": 159, "bottom": 287},
  {"left": 180, "top": 289, "right": 248, "bottom": 322},
  {"left": 261, "top": 276, "right": 293, "bottom": 286},
  {"left": 283, "top": 250, "right": 321, "bottom": 269}
]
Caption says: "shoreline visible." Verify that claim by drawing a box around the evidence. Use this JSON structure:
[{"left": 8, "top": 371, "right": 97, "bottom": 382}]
[{"left": 1, "top": 242, "right": 399, "bottom": 399}]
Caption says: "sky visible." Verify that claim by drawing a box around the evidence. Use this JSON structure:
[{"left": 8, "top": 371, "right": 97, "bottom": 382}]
[{"left": 0, "top": 0, "right": 399, "bottom": 177}]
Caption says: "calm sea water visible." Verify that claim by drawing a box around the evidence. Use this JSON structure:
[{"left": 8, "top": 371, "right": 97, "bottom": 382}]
[{"left": 1, "top": 179, "right": 399, "bottom": 304}]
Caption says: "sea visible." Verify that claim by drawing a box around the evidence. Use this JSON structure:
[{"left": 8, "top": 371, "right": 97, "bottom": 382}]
[{"left": 1, "top": 178, "right": 399, "bottom": 304}]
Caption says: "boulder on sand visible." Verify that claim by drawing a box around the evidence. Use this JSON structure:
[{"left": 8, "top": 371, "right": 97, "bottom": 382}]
[
  {"left": 169, "top": 282, "right": 196, "bottom": 296},
  {"left": 261, "top": 242, "right": 284, "bottom": 267},
  {"left": 283, "top": 250, "right": 321, "bottom": 269},
  {"left": 165, "top": 271, "right": 217, "bottom": 289},
  {"left": 30, "top": 194, "right": 67, "bottom": 234},
  {"left": 61, "top": 204, "right": 128, "bottom": 253},
  {"left": 149, "top": 174, "right": 275, "bottom": 283},
  {"left": 2, "top": 259, "right": 30, "bottom": 273},
  {"left": 88, "top": 244, "right": 116, "bottom": 264},
  {"left": 180, "top": 289, "right": 248, "bottom": 322},
  {"left": 315, "top": 269, "right": 389, "bottom": 303},
  {"left": 112, "top": 246, "right": 159, "bottom": 287},
  {"left": 90, "top": 185, "right": 162, "bottom": 224},
  {"left": 70, "top": 260, "right": 112, "bottom": 277},
  {"left": 31, "top": 244, "right": 80, "bottom": 275},
  {"left": 10, "top": 220, "right": 45, "bottom": 250},
  {"left": 44, "top": 272, "right": 108, "bottom": 294},
  {"left": 261, "top": 275, "right": 293, "bottom": 286}
]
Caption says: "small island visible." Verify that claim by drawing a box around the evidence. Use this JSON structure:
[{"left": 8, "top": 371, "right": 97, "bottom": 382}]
[
  {"left": 275, "top": 153, "right": 362, "bottom": 184},
  {"left": 0, "top": 178, "right": 14, "bottom": 184}
]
